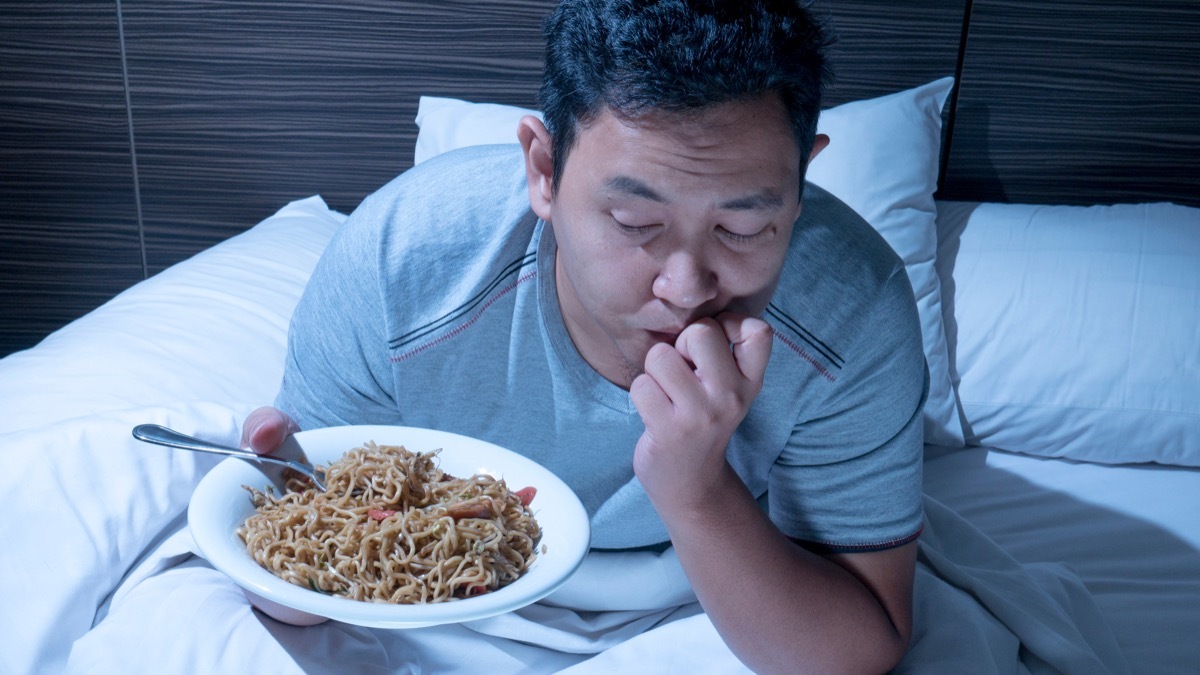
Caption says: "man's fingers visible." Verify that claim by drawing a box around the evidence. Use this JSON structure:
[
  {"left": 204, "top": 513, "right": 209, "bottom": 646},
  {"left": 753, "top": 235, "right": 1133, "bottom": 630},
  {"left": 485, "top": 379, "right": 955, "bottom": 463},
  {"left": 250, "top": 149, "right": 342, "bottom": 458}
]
[
  {"left": 715, "top": 313, "right": 773, "bottom": 383},
  {"left": 630, "top": 370, "right": 671, "bottom": 419},
  {"left": 674, "top": 318, "right": 740, "bottom": 383},
  {"left": 675, "top": 315, "right": 771, "bottom": 388},
  {"left": 640, "top": 341, "right": 704, "bottom": 409},
  {"left": 241, "top": 406, "right": 299, "bottom": 455}
]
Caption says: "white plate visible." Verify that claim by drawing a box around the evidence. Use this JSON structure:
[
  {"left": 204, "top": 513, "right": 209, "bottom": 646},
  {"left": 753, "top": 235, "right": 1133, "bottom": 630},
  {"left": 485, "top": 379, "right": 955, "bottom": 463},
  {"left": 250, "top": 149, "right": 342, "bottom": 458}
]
[{"left": 189, "top": 425, "right": 591, "bottom": 628}]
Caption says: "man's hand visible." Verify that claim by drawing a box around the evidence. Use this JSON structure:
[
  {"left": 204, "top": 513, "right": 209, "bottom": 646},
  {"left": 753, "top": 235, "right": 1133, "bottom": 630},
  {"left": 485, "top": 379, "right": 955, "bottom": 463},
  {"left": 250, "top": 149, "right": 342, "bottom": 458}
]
[
  {"left": 240, "top": 406, "right": 301, "bottom": 456},
  {"left": 629, "top": 313, "right": 913, "bottom": 674},
  {"left": 629, "top": 312, "right": 773, "bottom": 505}
]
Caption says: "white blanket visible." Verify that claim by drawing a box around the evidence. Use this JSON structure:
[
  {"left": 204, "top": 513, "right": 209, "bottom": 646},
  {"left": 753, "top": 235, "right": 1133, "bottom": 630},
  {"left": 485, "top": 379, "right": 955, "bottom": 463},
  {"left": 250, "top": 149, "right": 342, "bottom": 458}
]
[{"left": 0, "top": 405, "right": 1129, "bottom": 674}]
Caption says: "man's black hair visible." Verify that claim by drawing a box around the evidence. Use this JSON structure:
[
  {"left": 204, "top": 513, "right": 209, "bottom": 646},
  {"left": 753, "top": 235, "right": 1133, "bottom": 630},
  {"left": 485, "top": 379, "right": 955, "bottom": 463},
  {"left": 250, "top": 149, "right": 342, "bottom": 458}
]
[{"left": 539, "top": 0, "right": 833, "bottom": 193}]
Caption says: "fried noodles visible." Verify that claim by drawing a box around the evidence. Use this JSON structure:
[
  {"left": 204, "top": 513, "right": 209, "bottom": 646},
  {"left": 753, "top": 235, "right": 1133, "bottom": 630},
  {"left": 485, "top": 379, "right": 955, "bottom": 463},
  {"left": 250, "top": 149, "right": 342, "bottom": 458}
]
[{"left": 237, "top": 441, "right": 541, "bottom": 603}]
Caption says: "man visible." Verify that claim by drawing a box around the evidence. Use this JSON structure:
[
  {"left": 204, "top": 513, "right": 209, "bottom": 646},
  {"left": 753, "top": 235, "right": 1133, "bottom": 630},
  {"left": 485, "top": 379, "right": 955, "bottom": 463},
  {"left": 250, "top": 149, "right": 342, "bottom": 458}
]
[{"left": 245, "top": 1, "right": 927, "bottom": 671}]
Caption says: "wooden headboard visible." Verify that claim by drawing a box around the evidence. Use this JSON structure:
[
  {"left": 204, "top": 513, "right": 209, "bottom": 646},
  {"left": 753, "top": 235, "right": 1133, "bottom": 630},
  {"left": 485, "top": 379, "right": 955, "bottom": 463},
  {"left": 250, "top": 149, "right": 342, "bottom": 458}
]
[{"left": 2, "top": 0, "right": 1197, "bottom": 357}]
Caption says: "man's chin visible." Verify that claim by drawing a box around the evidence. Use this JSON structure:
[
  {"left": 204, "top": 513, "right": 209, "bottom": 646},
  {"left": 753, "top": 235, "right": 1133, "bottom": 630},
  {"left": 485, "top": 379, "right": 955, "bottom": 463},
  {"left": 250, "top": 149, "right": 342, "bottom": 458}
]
[
  {"left": 613, "top": 339, "right": 658, "bottom": 389},
  {"left": 644, "top": 330, "right": 681, "bottom": 347}
]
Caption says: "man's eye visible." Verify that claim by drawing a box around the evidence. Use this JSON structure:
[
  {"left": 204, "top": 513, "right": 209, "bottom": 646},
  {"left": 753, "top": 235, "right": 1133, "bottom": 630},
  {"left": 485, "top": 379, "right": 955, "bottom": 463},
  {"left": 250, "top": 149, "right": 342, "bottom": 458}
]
[
  {"left": 718, "top": 226, "right": 767, "bottom": 244},
  {"left": 611, "top": 217, "right": 656, "bottom": 235}
]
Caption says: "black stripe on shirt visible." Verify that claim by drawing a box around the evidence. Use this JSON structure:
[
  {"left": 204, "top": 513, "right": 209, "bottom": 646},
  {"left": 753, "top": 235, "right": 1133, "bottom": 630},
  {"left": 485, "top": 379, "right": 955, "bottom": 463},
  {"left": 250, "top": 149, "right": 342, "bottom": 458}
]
[
  {"left": 765, "top": 303, "right": 844, "bottom": 369},
  {"left": 389, "top": 252, "right": 537, "bottom": 349}
]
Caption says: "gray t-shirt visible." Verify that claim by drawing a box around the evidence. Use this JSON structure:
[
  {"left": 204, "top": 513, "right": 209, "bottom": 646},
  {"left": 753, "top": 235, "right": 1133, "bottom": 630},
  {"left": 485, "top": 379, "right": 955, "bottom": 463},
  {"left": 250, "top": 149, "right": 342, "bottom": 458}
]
[{"left": 277, "top": 144, "right": 926, "bottom": 550}]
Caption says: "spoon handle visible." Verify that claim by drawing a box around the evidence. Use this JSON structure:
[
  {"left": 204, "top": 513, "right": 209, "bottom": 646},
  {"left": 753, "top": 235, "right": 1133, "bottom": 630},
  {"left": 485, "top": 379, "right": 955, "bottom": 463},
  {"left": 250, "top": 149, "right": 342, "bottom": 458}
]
[
  {"left": 132, "top": 423, "right": 327, "bottom": 492},
  {"left": 133, "top": 423, "right": 260, "bottom": 459}
]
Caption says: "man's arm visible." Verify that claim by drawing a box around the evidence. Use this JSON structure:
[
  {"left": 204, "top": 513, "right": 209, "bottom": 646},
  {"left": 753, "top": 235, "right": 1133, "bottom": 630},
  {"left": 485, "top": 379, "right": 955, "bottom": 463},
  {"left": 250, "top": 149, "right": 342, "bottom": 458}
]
[
  {"left": 657, "top": 463, "right": 915, "bottom": 673},
  {"left": 631, "top": 313, "right": 916, "bottom": 674}
]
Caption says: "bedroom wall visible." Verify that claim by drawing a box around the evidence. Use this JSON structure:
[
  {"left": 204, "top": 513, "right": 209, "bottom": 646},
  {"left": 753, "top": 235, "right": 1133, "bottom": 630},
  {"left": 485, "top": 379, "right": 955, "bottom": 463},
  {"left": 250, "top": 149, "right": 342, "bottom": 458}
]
[
  {"left": 941, "top": 0, "right": 1200, "bottom": 206},
  {"left": 1, "top": 0, "right": 555, "bottom": 359},
  {"left": 1, "top": 2, "right": 147, "bottom": 357}
]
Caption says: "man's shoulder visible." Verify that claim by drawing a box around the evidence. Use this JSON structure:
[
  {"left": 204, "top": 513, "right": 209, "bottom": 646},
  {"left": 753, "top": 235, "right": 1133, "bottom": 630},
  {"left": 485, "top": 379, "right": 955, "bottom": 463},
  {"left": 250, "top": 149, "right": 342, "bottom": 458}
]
[
  {"left": 791, "top": 182, "right": 903, "bottom": 276},
  {"left": 335, "top": 143, "right": 536, "bottom": 274},
  {"left": 768, "top": 182, "right": 917, "bottom": 380},
  {"left": 307, "top": 143, "right": 539, "bottom": 347}
]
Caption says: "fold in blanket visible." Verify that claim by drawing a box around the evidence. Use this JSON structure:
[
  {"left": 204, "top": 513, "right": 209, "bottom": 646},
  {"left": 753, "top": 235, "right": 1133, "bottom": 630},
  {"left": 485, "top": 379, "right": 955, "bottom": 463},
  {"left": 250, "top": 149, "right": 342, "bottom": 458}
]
[
  {"left": 899, "top": 497, "right": 1131, "bottom": 674},
  {"left": 0, "top": 409, "right": 1131, "bottom": 674}
]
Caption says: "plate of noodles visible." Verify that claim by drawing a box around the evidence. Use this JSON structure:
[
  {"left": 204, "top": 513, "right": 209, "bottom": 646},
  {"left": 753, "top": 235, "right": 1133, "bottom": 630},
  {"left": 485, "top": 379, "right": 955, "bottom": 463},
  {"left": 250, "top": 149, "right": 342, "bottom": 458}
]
[{"left": 189, "top": 424, "right": 591, "bottom": 628}]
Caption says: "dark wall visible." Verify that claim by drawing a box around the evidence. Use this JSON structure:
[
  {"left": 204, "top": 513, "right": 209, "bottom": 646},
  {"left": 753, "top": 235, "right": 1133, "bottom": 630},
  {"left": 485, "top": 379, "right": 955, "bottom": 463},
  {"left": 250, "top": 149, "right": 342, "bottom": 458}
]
[
  {"left": 1, "top": 0, "right": 556, "bottom": 358},
  {"left": 121, "top": 0, "right": 553, "bottom": 272},
  {"left": 1, "top": 2, "right": 145, "bottom": 355},
  {"left": 940, "top": 0, "right": 1200, "bottom": 206}
]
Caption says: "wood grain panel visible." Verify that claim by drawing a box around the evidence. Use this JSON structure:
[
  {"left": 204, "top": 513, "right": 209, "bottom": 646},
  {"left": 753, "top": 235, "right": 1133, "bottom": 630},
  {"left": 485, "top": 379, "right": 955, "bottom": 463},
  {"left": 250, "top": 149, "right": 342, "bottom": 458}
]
[
  {"left": 817, "top": 0, "right": 966, "bottom": 107},
  {"left": 0, "top": 1, "right": 143, "bottom": 357},
  {"left": 943, "top": 0, "right": 1200, "bottom": 206},
  {"left": 122, "top": 0, "right": 556, "bottom": 273}
]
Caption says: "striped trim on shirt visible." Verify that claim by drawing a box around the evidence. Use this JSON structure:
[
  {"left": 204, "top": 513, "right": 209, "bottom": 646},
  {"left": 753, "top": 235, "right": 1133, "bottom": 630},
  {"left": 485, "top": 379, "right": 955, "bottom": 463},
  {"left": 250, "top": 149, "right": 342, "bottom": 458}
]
[
  {"left": 765, "top": 302, "right": 844, "bottom": 382},
  {"left": 388, "top": 252, "right": 537, "bottom": 351}
]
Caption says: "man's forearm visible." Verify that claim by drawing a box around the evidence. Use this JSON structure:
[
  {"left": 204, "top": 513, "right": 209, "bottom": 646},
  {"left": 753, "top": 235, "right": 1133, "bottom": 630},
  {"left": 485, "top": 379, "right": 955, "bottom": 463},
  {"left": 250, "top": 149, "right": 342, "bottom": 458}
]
[{"left": 651, "top": 463, "right": 911, "bottom": 675}]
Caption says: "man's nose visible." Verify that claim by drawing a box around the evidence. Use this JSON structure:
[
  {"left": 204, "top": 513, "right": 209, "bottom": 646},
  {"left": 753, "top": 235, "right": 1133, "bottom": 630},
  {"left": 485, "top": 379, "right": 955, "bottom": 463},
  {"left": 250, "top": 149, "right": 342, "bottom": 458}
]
[{"left": 652, "top": 251, "right": 717, "bottom": 309}]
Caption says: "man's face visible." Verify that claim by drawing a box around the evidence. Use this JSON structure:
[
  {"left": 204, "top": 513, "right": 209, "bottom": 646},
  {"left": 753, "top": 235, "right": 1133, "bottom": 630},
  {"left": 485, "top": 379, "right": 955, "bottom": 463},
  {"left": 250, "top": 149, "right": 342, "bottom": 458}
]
[{"left": 532, "top": 96, "right": 809, "bottom": 388}]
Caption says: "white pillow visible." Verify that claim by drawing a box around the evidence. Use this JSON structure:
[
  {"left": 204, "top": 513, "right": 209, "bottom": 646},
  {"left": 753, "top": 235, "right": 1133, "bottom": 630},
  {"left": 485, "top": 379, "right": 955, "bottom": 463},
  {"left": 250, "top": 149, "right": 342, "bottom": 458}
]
[
  {"left": 414, "top": 78, "right": 965, "bottom": 447},
  {"left": 936, "top": 200, "right": 1200, "bottom": 466},
  {"left": 415, "top": 98, "right": 540, "bottom": 166}
]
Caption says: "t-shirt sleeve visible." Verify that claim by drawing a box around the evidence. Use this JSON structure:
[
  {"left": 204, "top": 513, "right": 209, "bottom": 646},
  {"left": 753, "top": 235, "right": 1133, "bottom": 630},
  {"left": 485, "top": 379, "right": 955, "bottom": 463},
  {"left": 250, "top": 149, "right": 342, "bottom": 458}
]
[
  {"left": 273, "top": 192, "right": 403, "bottom": 431},
  {"left": 768, "top": 263, "right": 927, "bottom": 552}
]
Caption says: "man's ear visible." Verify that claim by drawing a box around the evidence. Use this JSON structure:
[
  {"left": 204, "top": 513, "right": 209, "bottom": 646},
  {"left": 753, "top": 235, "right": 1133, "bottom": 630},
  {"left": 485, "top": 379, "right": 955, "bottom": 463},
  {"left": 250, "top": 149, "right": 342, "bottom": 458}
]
[
  {"left": 517, "top": 115, "right": 555, "bottom": 221},
  {"left": 794, "top": 134, "right": 831, "bottom": 221},
  {"left": 807, "top": 133, "right": 830, "bottom": 165}
]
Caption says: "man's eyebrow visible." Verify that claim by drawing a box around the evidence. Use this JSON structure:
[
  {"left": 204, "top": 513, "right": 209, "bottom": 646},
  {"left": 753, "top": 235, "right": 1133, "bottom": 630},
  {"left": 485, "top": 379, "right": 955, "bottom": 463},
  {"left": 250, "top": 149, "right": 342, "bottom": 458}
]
[
  {"left": 604, "top": 175, "right": 786, "bottom": 211},
  {"left": 604, "top": 175, "right": 668, "bottom": 203},
  {"left": 719, "top": 192, "right": 785, "bottom": 211}
]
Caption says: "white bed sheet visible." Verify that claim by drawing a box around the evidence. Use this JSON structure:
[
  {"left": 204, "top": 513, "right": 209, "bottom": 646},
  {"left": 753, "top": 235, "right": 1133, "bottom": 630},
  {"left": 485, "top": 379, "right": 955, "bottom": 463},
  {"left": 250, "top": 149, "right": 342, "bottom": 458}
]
[{"left": 923, "top": 445, "right": 1200, "bottom": 672}]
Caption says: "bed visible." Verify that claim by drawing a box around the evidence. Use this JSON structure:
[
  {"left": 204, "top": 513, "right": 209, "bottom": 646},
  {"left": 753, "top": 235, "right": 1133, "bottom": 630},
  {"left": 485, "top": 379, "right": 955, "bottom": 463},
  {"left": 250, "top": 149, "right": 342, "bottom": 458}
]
[{"left": 2, "top": 1, "right": 1197, "bottom": 673}]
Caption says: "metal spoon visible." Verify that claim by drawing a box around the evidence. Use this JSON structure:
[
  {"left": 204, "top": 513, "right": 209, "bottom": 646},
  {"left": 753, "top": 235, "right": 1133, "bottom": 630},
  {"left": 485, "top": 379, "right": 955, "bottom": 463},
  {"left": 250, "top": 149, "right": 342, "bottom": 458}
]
[{"left": 132, "top": 423, "right": 327, "bottom": 492}]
